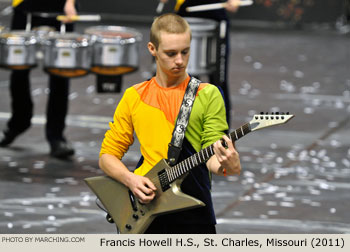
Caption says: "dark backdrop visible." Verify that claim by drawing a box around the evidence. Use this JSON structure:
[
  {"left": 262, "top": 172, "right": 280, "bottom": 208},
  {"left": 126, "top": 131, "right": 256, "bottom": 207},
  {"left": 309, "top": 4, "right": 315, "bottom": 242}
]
[{"left": 79, "top": 0, "right": 345, "bottom": 25}]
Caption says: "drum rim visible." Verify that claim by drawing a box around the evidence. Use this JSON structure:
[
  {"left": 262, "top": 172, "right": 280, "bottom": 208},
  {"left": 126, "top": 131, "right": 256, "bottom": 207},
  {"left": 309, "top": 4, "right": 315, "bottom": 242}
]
[
  {"left": 41, "top": 32, "right": 93, "bottom": 47},
  {"left": 184, "top": 17, "right": 218, "bottom": 31},
  {"left": 0, "top": 30, "right": 38, "bottom": 45},
  {"left": 85, "top": 25, "right": 142, "bottom": 44}
]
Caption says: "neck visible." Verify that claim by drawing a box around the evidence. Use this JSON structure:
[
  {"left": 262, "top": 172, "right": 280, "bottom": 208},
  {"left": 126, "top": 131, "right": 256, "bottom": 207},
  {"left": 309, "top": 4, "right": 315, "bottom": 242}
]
[{"left": 155, "top": 71, "right": 188, "bottom": 88}]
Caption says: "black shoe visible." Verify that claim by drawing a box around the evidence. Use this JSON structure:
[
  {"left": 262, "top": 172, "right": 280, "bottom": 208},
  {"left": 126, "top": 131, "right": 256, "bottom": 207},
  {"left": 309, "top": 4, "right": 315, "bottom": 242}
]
[
  {"left": 50, "top": 140, "right": 75, "bottom": 158},
  {"left": 0, "top": 129, "right": 20, "bottom": 147}
]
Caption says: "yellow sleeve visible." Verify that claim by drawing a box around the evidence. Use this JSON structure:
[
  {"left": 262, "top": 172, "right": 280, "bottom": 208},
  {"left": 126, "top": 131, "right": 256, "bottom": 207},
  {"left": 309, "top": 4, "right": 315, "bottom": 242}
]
[
  {"left": 175, "top": 0, "right": 186, "bottom": 12},
  {"left": 99, "top": 88, "right": 136, "bottom": 159},
  {"left": 12, "top": 0, "right": 24, "bottom": 7}
]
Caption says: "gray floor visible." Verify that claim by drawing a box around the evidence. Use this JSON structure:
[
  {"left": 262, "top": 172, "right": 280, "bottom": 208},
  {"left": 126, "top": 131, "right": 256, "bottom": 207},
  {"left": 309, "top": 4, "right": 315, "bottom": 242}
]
[{"left": 0, "top": 15, "right": 349, "bottom": 234}]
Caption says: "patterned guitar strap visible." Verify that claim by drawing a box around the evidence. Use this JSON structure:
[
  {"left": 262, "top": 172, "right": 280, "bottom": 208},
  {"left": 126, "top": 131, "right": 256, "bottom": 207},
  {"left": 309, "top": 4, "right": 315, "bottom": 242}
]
[{"left": 167, "top": 77, "right": 201, "bottom": 166}]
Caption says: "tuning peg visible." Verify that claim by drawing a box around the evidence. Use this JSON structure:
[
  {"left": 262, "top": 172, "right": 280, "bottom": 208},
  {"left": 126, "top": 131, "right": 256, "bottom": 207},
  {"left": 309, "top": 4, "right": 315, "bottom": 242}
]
[
  {"left": 260, "top": 112, "right": 264, "bottom": 115},
  {"left": 286, "top": 112, "right": 289, "bottom": 115},
  {"left": 276, "top": 112, "right": 279, "bottom": 115}
]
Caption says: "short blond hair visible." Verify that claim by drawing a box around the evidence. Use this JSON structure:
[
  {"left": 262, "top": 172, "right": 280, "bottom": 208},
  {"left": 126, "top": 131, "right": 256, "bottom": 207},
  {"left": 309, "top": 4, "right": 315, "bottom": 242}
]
[{"left": 150, "top": 13, "right": 191, "bottom": 49}]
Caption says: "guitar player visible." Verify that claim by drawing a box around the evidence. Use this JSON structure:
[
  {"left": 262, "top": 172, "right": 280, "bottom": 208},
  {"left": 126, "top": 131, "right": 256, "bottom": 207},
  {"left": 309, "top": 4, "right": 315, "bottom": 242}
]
[{"left": 98, "top": 13, "right": 241, "bottom": 234}]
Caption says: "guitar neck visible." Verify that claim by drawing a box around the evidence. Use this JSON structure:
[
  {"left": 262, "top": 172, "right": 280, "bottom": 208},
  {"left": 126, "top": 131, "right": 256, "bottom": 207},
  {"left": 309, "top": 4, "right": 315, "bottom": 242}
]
[{"left": 165, "top": 123, "right": 251, "bottom": 183}]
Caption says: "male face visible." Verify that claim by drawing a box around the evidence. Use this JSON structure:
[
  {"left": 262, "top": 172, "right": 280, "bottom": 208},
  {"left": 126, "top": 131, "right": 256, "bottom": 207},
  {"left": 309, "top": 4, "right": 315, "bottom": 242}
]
[{"left": 148, "top": 31, "right": 191, "bottom": 78}]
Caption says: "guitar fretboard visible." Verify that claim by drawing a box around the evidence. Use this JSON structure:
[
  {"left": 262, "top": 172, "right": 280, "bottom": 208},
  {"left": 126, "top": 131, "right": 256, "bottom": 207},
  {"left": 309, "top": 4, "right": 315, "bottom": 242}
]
[{"left": 165, "top": 123, "right": 251, "bottom": 183}]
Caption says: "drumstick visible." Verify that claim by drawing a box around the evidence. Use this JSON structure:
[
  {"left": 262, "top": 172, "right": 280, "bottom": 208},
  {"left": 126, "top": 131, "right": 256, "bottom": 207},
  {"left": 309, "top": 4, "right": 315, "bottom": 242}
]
[
  {"left": 186, "top": 0, "right": 253, "bottom": 12},
  {"left": 57, "top": 15, "right": 101, "bottom": 22},
  {"left": 156, "top": 2, "right": 165, "bottom": 14}
]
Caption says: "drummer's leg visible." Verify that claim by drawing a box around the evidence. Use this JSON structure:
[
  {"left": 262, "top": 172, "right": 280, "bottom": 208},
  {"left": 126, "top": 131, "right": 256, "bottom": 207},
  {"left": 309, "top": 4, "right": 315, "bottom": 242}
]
[
  {"left": 0, "top": 69, "right": 33, "bottom": 147},
  {"left": 7, "top": 70, "right": 33, "bottom": 133},
  {"left": 45, "top": 74, "right": 74, "bottom": 158},
  {"left": 45, "top": 75, "right": 69, "bottom": 143}
]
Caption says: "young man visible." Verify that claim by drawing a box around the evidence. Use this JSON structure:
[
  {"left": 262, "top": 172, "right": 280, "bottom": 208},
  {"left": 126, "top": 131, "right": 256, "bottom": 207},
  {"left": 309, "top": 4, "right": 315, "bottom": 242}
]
[{"left": 99, "top": 13, "right": 241, "bottom": 234}]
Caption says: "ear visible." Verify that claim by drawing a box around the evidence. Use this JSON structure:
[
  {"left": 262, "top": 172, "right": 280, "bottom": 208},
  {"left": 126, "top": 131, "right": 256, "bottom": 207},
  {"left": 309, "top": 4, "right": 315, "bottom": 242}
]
[{"left": 147, "top": 42, "right": 157, "bottom": 57}]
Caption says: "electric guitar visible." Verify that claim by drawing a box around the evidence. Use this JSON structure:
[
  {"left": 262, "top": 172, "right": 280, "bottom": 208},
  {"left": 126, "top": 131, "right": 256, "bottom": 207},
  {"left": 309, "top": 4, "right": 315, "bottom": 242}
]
[{"left": 84, "top": 112, "right": 294, "bottom": 234}]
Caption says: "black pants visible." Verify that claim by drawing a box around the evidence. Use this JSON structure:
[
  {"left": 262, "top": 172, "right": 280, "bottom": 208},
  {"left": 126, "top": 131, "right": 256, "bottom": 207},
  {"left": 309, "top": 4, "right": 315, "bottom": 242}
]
[{"left": 7, "top": 8, "right": 74, "bottom": 142}]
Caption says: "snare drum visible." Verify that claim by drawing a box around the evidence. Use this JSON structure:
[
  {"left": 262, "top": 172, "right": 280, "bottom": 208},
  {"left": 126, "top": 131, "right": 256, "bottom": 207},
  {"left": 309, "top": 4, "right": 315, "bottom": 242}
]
[
  {"left": 41, "top": 32, "right": 93, "bottom": 78},
  {"left": 185, "top": 17, "right": 218, "bottom": 76},
  {"left": 85, "top": 26, "right": 142, "bottom": 76},
  {"left": 0, "top": 30, "right": 38, "bottom": 70}
]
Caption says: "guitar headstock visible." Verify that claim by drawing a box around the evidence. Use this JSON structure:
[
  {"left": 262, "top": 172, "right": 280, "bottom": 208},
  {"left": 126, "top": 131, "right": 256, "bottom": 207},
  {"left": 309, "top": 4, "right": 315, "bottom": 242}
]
[{"left": 249, "top": 112, "right": 294, "bottom": 132}]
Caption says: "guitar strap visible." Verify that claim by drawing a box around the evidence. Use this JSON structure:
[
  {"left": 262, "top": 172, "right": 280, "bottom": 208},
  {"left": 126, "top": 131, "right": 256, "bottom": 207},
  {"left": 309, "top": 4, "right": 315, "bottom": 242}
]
[{"left": 167, "top": 76, "right": 201, "bottom": 166}]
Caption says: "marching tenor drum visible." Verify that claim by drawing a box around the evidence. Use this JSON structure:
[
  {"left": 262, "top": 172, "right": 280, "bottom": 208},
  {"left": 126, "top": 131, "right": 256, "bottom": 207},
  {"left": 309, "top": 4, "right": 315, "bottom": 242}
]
[
  {"left": 185, "top": 17, "right": 218, "bottom": 76},
  {"left": 41, "top": 32, "right": 93, "bottom": 78},
  {"left": 84, "top": 26, "right": 142, "bottom": 76},
  {"left": 0, "top": 30, "right": 38, "bottom": 70}
]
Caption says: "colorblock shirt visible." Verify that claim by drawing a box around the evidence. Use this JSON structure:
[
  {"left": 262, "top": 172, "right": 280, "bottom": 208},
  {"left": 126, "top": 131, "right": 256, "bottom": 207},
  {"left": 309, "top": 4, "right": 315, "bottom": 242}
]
[{"left": 100, "top": 75, "right": 228, "bottom": 176}]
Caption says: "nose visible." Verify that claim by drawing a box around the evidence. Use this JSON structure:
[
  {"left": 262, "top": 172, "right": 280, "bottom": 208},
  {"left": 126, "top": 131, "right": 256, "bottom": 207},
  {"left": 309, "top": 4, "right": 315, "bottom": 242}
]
[{"left": 175, "top": 53, "right": 183, "bottom": 65}]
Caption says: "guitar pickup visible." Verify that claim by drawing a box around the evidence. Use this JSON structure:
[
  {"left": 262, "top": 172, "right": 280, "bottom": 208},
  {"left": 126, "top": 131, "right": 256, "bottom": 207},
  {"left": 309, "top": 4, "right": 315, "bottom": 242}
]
[{"left": 158, "top": 169, "right": 170, "bottom": 192}]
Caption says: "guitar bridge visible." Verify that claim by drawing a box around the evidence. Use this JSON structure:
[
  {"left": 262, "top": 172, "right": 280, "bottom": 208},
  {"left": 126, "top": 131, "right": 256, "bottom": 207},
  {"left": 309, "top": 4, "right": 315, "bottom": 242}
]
[{"left": 158, "top": 169, "right": 170, "bottom": 192}]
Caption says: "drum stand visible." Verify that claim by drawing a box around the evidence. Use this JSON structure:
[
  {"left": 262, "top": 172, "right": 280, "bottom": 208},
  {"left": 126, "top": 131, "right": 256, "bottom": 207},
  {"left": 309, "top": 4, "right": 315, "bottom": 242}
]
[
  {"left": 96, "top": 74, "right": 123, "bottom": 93},
  {"left": 213, "top": 20, "right": 231, "bottom": 125}
]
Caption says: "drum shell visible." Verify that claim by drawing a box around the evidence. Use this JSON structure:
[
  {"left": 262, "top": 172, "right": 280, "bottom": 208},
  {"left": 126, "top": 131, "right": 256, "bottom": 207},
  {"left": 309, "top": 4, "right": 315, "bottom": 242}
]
[
  {"left": 91, "top": 41, "right": 139, "bottom": 69},
  {"left": 85, "top": 26, "right": 142, "bottom": 75},
  {"left": 41, "top": 32, "right": 92, "bottom": 77},
  {"left": 0, "top": 31, "right": 38, "bottom": 69},
  {"left": 185, "top": 18, "right": 218, "bottom": 76}
]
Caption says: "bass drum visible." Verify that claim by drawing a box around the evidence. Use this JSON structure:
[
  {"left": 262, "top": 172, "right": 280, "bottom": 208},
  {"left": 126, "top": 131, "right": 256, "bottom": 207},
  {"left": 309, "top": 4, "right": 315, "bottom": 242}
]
[
  {"left": 185, "top": 17, "right": 218, "bottom": 76},
  {"left": 85, "top": 25, "right": 142, "bottom": 76},
  {"left": 0, "top": 30, "right": 38, "bottom": 70},
  {"left": 41, "top": 32, "right": 93, "bottom": 78}
]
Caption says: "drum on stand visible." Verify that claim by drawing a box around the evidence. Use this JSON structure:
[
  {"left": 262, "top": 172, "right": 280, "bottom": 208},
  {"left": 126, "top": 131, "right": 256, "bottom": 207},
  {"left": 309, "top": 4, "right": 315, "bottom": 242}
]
[
  {"left": 0, "top": 30, "right": 38, "bottom": 70},
  {"left": 184, "top": 17, "right": 218, "bottom": 76},
  {"left": 41, "top": 32, "right": 93, "bottom": 78},
  {"left": 84, "top": 25, "right": 142, "bottom": 93},
  {"left": 84, "top": 25, "right": 142, "bottom": 76}
]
